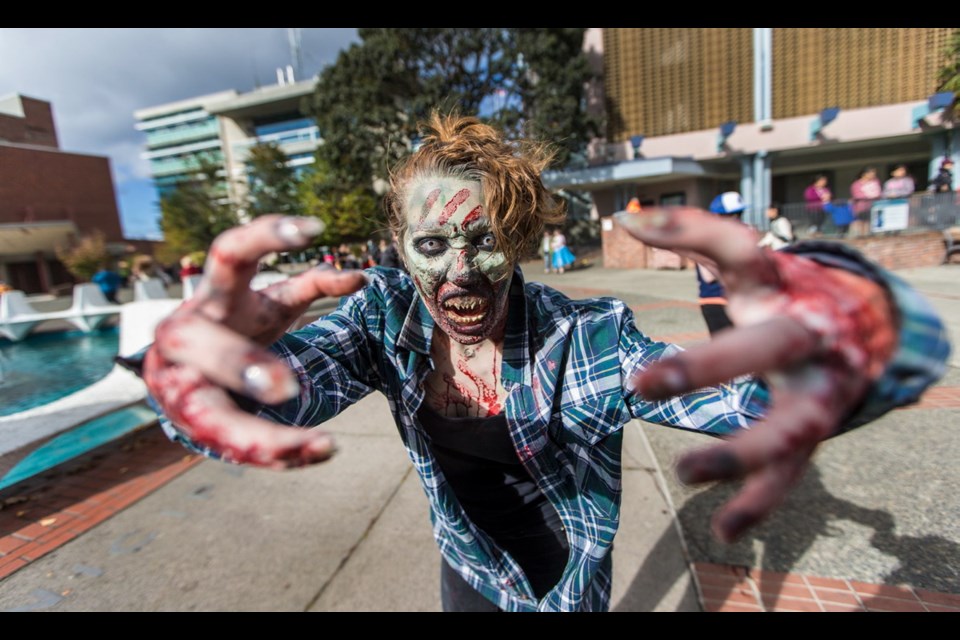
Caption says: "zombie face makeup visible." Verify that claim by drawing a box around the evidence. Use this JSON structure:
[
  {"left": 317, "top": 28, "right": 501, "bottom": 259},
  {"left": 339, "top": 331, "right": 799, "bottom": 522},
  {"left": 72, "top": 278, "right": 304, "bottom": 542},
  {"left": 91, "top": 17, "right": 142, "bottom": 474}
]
[{"left": 403, "top": 175, "right": 514, "bottom": 345}]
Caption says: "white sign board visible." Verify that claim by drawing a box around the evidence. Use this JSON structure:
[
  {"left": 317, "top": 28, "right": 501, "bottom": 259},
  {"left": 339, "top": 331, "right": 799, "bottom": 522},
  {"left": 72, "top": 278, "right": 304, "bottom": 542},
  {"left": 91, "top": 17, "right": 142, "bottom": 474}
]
[{"left": 870, "top": 199, "right": 909, "bottom": 233}]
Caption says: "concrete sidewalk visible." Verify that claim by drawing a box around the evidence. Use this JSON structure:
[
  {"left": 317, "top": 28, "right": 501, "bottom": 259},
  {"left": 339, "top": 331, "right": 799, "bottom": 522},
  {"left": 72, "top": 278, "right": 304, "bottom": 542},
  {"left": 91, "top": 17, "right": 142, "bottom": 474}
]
[
  {"left": 0, "top": 390, "right": 696, "bottom": 611},
  {"left": 0, "top": 260, "right": 956, "bottom": 611}
]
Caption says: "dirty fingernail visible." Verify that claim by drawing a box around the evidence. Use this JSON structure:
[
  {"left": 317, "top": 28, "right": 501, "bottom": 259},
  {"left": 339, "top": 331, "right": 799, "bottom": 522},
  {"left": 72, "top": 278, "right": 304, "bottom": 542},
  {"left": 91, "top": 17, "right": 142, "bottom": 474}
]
[
  {"left": 277, "top": 217, "right": 325, "bottom": 242},
  {"left": 308, "top": 435, "right": 338, "bottom": 459},
  {"left": 677, "top": 450, "right": 743, "bottom": 484},
  {"left": 242, "top": 364, "right": 299, "bottom": 402}
]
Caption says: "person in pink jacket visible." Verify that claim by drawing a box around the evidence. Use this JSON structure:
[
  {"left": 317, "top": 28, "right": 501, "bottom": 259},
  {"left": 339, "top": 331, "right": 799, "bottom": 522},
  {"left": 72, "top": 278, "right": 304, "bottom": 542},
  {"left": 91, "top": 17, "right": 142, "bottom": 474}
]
[
  {"left": 882, "top": 164, "right": 915, "bottom": 199},
  {"left": 850, "top": 167, "right": 881, "bottom": 236},
  {"left": 803, "top": 174, "right": 831, "bottom": 234}
]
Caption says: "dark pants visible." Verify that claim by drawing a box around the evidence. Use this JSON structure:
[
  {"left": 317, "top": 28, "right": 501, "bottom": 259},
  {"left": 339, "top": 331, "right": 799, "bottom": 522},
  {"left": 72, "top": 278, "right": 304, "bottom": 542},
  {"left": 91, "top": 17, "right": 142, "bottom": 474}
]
[
  {"left": 700, "top": 304, "right": 733, "bottom": 336},
  {"left": 441, "top": 558, "right": 501, "bottom": 612}
]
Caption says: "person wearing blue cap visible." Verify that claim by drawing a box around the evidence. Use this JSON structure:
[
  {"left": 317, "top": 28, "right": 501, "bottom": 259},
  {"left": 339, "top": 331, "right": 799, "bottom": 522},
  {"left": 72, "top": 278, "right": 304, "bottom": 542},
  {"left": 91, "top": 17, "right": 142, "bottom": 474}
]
[{"left": 696, "top": 191, "right": 746, "bottom": 335}]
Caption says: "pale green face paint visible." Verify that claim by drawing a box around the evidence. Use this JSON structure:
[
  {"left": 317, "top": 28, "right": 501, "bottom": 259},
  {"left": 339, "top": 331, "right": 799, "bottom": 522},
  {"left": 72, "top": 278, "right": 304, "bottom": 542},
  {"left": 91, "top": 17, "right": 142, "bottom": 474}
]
[{"left": 403, "top": 175, "right": 513, "bottom": 344}]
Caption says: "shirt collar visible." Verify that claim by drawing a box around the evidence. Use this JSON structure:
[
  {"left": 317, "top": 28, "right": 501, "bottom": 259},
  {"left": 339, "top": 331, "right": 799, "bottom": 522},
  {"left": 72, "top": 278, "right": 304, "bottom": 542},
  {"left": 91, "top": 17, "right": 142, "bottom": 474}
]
[
  {"left": 501, "top": 267, "right": 530, "bottom": 388},
  {"left": 396, "top": 285, "right": 434, "bottom": 357}
]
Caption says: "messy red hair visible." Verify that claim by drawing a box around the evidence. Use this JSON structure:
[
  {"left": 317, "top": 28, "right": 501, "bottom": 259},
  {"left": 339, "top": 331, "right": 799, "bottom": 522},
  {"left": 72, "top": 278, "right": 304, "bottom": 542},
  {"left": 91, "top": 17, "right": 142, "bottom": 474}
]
[{"left": 385, "top": 112, "right": 566, "bottom": 267}]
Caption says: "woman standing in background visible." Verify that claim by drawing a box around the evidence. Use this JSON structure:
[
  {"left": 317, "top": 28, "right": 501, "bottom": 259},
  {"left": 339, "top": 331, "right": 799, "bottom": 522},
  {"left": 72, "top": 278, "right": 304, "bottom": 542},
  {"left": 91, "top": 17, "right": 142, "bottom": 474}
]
[
  {"left": 850, "top": 167, "right": 881, "bottom": 236},
  {"left": 550, "top": 228, "right": 575, "bottom": 274}
]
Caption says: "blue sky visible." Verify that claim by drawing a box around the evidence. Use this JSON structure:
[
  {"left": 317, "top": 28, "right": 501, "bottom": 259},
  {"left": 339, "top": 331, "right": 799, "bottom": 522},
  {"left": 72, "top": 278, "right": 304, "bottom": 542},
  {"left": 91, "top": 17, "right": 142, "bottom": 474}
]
[{"left": 0, "top": 28, "right": 359, "bottom": 240}]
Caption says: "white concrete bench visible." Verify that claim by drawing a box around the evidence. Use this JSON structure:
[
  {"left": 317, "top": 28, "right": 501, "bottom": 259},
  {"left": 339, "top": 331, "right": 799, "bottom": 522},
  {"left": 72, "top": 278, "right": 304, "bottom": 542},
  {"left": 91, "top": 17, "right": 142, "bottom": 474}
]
[
  {"left": 67, "top": 284, "right": 122, "bottom": 333},
  {"left": 0, "top": 291, "right": 67, "bottom": 340},
  {"left": 0, "top": 284, "right": 122, "bottom": 341},
  {"left": 133, "top": 277, "right": 169, "bottom": 301}
]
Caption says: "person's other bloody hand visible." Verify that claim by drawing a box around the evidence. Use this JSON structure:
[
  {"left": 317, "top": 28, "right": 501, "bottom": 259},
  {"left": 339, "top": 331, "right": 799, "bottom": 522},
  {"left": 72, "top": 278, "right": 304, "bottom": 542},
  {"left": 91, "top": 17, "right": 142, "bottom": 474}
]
[{"left": 616, "top": 207, "right": 897, "bottom": 543}]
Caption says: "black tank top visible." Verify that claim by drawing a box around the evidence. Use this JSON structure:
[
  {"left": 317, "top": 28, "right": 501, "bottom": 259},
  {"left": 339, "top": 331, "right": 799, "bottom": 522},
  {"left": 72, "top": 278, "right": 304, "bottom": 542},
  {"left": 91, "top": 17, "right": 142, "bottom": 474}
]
[{"left": 417, "top": 403, "right": 570, "bottom": 599}]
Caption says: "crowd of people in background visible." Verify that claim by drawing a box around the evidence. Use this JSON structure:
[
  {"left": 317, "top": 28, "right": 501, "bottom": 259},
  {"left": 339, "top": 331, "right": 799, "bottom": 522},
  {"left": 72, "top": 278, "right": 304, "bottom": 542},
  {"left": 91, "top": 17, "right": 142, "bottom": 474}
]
[
  {"left": 316, "top": 238, "right": 404, "bottom": 272},
  {"left": 800, "top": 159, "right": 959, "bottom": 237},
  {"left": 78, "top": 236, "right": 413, "bottom": 305},
  {"left": 13, "top": 158, "right": 959, "bottom": 304}
]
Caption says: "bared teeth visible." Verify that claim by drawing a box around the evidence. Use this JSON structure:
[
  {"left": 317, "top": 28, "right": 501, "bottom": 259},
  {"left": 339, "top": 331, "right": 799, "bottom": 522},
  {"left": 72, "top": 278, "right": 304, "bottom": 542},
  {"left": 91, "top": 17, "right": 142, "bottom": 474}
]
[
  {"left": 443, "top": 296, "right": 487, "bottom": 311},
  {"left": 445, "top": 310, "right": 485, "bottom": 324}
]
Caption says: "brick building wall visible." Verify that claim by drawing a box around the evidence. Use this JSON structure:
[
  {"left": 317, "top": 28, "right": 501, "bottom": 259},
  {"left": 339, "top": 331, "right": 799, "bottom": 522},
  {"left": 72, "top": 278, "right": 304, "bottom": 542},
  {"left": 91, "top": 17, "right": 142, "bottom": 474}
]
[
  {"left": 0, "top": 145, "right": 123, "bottom": 241},
  {"left": 601, "top": 218, "right": 692, "bottom": 270},
  {"left": 0, "top": 96, "right": 59, "bottom": 148},
  {"left": 843, "top": 231, "right": 948, "bottom": 270},
  {"left": 602, "top": 220, "right": 948, "bottom": 271}
]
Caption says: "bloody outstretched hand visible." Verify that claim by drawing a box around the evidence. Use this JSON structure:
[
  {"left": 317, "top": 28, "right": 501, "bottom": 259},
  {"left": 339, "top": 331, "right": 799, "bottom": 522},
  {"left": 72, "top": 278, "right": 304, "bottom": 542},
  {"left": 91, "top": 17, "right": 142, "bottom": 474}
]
[
  {"left": 616, "top": 207, "right": 898, "bottom": 543},
  {"left": 142, "top": 215, "right": 368, "bottom": 469}
]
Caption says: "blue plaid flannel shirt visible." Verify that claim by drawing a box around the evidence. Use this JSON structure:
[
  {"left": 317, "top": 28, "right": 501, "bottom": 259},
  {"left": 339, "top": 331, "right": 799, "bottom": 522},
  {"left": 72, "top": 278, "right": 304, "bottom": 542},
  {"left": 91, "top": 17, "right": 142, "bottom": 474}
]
[{"left": 153, "top": 243, "right": 949, "bottom": 612}]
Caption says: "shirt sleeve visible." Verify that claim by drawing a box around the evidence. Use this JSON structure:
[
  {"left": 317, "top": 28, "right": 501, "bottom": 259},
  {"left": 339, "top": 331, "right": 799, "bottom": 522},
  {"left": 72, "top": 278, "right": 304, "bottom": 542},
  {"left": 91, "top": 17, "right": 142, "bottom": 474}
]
[
  {"left": 781, "top": 241, "right": 951, "bottom": 433},
  {"left": 253, "top": 289, "right": 383, "bottom": 427},
  {"left": 617, "top": 305, "right": 770, "bottom": 437}
]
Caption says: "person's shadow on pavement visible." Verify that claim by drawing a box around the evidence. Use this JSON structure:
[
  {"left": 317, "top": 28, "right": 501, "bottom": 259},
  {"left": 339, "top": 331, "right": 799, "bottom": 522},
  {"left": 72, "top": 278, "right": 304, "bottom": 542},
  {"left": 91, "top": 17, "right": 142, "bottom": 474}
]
[{"left": 613, "top": 464, "right": 960, "bottom": 611}]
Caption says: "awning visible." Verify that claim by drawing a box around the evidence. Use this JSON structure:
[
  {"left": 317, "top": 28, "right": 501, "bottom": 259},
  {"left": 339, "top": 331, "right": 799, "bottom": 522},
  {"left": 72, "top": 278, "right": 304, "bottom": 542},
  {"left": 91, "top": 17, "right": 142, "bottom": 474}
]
[
  {"left": 542, "top": 157, "right": 710, "bottom": 191},
  {"left": 0, "top": 221, "right": 78, "bottom": 257}
]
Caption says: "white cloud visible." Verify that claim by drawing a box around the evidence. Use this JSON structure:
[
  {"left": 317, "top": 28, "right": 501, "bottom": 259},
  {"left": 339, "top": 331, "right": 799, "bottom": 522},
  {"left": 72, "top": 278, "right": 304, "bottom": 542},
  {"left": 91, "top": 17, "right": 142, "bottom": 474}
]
[{"left": 0, "top": 28, "right": 359, "bottom": 237}]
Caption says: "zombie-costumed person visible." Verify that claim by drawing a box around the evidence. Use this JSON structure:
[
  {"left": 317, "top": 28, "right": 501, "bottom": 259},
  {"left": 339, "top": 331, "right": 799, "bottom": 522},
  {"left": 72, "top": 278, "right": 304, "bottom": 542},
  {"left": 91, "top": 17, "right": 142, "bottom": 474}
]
[{"left": 125, "top": 113, "right": 950, "bottom": 612}]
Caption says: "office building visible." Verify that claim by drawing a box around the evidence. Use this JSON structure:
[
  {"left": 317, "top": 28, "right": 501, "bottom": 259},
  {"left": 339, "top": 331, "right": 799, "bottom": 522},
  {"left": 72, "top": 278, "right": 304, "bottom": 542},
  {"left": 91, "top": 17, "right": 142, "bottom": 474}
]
[
  {"left": 0, "top": 94, "right": 124, "bottom": 293},
  {"left": 547, "top": 28, "right": 958, "bottom": 268},
  {"left": 134, "top": 73, "right": 320, "bottom": 212}
]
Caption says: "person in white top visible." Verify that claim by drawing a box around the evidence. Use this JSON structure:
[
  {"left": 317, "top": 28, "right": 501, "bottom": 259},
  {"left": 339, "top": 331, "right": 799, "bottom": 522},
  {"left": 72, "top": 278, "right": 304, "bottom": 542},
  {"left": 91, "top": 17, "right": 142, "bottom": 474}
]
[{"left": 758, "top": 203, "right": 794, "bottom": 251}]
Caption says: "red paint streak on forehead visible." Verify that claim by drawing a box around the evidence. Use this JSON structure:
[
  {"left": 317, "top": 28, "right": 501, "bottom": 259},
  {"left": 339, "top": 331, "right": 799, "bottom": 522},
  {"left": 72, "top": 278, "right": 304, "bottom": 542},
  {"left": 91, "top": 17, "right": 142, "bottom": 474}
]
[
  {"left": 417, "top": 188, "right": 442, "bottom": 226},
  {"left": 437, "top": 188, "right": 471, "bottom": 226},
  {"left": 461, "top": 205, "right": 483, "bottom": 228}
]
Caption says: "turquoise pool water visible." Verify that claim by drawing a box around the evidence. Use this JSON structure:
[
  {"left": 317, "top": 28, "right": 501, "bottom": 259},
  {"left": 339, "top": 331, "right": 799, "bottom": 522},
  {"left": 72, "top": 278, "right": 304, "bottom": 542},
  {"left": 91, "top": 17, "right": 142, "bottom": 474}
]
[
  {"left": 0, "top": 404, "right": 157, "bottom": 490},
  {"left": 0, "top": 327, "right": 120, "bottom": 417}
]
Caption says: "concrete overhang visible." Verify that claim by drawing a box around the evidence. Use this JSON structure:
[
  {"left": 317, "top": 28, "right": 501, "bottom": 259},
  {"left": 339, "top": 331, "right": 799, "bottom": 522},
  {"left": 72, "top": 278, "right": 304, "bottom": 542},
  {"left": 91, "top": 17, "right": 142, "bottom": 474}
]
[
  {"left": 134, "top": 90, "right": 238, "bottom": 121},
  {"left": 542, "top": 157, "right": 711, "bottom": 191},
  {"left": 0, "top": 221, "right": 78, "bottom": 257},
  {"left": 207, "top": 79, "right": 317, "bottom": 119}
]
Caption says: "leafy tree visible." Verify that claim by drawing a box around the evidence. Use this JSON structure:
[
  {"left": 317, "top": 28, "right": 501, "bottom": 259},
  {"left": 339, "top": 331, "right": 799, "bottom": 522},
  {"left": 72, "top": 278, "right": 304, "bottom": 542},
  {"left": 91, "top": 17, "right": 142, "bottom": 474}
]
[
  {"left": 309, "top": 31, "right": 423, "bottom": 190},
  {"left": 298, "top": 158, "right": 382, "bottom": 244},
  {"left": 511, "top": 29, "right": 601, "bottom": 168},
  {"left": 937, "top": 28, "right": 960, "bottom": 122},
  {"left": 158, "top": 156, "right": 241, "bottom": 257},
  {"left": 938, "top": 28, "right": 960, "bottom": 93},
  {"left": 55, "top": 231, "right": 109, "bottom": 282},
  {"left": 308, "top": 28, "right": 599, "bottom": 191},
  {"left": 246, "top": 141, "right": 302, "bottom": 218}
]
